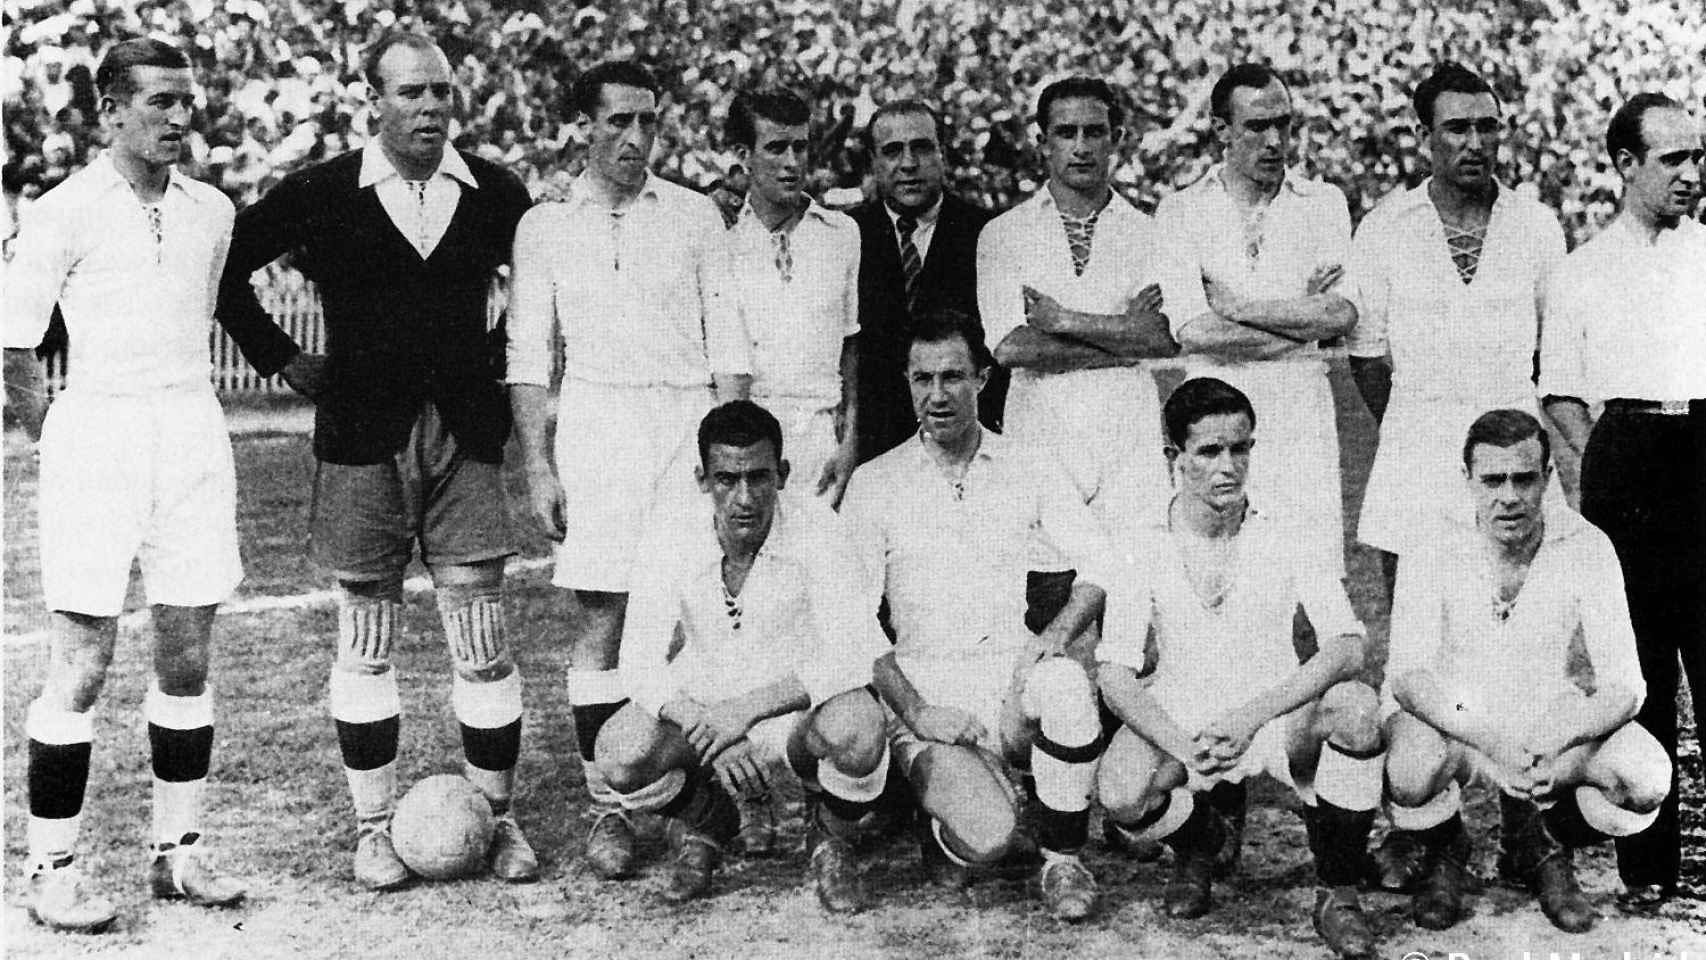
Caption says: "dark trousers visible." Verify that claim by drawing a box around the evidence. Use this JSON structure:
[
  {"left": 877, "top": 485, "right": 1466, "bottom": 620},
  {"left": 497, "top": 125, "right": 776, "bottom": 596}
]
[{"left": 1581, "top": 405, "right": 1706, "bottom": 891}]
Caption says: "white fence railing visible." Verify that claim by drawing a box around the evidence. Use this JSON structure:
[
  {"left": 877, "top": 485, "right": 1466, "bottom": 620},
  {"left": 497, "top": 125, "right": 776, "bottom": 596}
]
[{"left": 39, "top": 269, "right": 518, "bottom": 395}]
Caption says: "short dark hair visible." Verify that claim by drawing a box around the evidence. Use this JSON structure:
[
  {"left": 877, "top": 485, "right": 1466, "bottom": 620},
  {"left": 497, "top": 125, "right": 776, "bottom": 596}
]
[
  {"left": 361, "top": 32, "right": 442, "bottom": 95},
  {"left": 1035, "top": 76, "right": 1125, "bottom": 132},
  {"left": 1209, "top": 63, "right": 1284, "bottom": 124},
  {"left": 1411, "top": 62, "right": 1496, "bottom": 128},
  {"left": 724, "top": 89, "right": 811, "bottom": 148},
  {"left": 1462, "top": 408, "right": 1550, "bottom": 472},
  {"left": 1606, "top": 92, "right": 1682, "bottom": 166},
  {"left": 699, "top": 400, "right": 784, "bottom": 468},
  {"left": 907, "top": 308, "right": 993, "bottom": 371},
  {"left": 864, "top": 99, "right": 946, "bottom": 151},
  {"left": 571, "top": 61, "right": 659, "bottom": 120},
  {"left": 95, "top": 38, "right": 189, "bottom": 101},
  {"left": 1163, "top": 377, "right": 1256, "bottom": 449}
]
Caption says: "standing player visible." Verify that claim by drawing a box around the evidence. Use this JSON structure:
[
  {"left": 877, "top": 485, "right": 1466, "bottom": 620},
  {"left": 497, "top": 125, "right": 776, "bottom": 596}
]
[
  {"left": 841, "top": 310, "right": 1114, "bottom": 922},
  {"left": 1347, "top": 62, "right": 1566, "bottom": 601},
  {"left": 508, "top": 60, "right": 749, "bottom": 878},
  {"left": 1382, "top": 409, "right": 1669, "bottom": 932},
  {"left": 724, "top": 89, "right": 860, "bottom": 505},
  {"left": 592, "top": 401, "right": 890, "bottom": 910},
  {"left": 1098, "top": 378, "right": 1384, "bottom": 960},
  {"left": 216, "top": 32, "right": 537, "bottom": 888},
  {"left": 1154, "top": 63, "right": 1356, "bottom": 580},
  {"left": 848, "top": 99, "right": 995, "bottom": 461},
  {"left": 5, "top": 38, "right": 246, "bottom": 932},
  {"left": 1541, "top": 94, "right": 1703, "bottom": 910},
  {"left": 977, "top": 75, "right": 1178, "bottom": 636}
]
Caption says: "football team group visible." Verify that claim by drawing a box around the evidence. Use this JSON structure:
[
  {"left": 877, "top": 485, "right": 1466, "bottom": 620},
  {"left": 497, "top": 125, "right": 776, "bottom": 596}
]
[{"left": 3, "top": 26, "right": 1702, "bottom": 959}]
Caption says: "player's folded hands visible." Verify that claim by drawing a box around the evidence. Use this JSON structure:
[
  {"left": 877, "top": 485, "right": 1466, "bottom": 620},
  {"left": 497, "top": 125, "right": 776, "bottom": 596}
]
[{"left": 908, "top": 704, "right": 986, "bottom": 747}]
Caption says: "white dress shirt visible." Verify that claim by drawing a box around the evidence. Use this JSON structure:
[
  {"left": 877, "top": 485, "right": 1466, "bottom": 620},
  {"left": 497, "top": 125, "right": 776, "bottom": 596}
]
[
  {"left": 357, "top": 139, "right": 476, "bottom": 259},
  {"left": 507, "top": 172, "right": 749, "bottom": 389},
  {"left": 1101, "top": 502, "right": 1364, "bottom": 733},
  {"left": 620, "top": 495, "right": 887, "bottom": 718},
  {"left": 884, "top": 196, "right": 942, "bottom": 262},
  {"left": 3, "top": 153, "right": 234, "bottom": 395},
  {"left": 727, "top": 200, "right": 860, "bottom": 406},
  {"left": 1381, "top": 508, "right": 1644, "bottom": 723},
  {"left": 840, "top": 428, "right": 1118, "bottom": 660},
  {"left": 1539, "top": 216, "right": 1706, "bottom": 404},
  {"left": 1151, "top": 167, "right": 1353, "bottom": 576}
]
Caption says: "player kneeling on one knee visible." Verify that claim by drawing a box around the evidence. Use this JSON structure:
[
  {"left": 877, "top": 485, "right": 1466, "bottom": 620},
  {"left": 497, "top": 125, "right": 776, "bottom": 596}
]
[
  {"left": 840, "top": 310, "right": 1113, "bottom": 922},
  {"left": 593, "top": 401, "right": 891, "bottom": 910},
  {"left": 1098, "top": 378, "right": 1384, "bottom": 960},
  {"left": 1381, "top": 408, "right": 1670, "bottom": 935}
]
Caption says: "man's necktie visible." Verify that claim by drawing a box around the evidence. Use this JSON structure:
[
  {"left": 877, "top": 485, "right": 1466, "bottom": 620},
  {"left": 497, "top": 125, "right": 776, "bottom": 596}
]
[{"left": 897, "top": 214, "right": 922, "bottom": 302}]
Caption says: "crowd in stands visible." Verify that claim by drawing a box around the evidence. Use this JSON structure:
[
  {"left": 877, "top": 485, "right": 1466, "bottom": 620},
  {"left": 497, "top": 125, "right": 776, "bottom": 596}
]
[{"left": 4, "top": 0, "right": 1704, "bottom": 244}]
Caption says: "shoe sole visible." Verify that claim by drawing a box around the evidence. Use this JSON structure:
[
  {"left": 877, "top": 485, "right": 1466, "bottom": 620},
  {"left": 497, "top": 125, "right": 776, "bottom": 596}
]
[
  {"left": 153, "top": 890, "right": 248, "bottom": 907},
  {"left": 28, "top": 908, "right": 118, "bottom": 934}
]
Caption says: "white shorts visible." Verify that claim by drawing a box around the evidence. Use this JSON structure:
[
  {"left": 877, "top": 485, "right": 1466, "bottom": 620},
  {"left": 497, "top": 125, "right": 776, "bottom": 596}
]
[
  {"left": 552, "top": 379, "right": 714, "bottom": 592},
  {"left": 37, "top": 388, "right": 243, "bottom": 617},
  {"left": 888, "top": 642, "right": 1032, "bottom": 769},
  {"left": 753, "top": 395, "right": 838, "bottom": 499},
  {"left": 747, "top": 711, "right": 806, "bottom": 769},
  {"left": 1154, "top": 684, "right": 1309, "bottom": 796}
]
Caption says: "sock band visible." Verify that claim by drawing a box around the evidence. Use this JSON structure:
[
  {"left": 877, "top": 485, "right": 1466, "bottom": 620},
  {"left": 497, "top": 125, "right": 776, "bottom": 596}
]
[
  {"left": 1032, "top": 733, "right": 1104, "bottom": 765},
  {"left": 148, "top": 724, "right": 213, "bottom": 782},
  {"left": 28, "top": 739, "right": 92, "bottom": 820},
  {"left": 1035, "top": 806, "right": 1090, "bottom": 854},
  {"left": 336, "top": 716, "right": 401, "bottom": 772},
  {"left": 461, "top": 720, "right": 521, "bottom": 773}
]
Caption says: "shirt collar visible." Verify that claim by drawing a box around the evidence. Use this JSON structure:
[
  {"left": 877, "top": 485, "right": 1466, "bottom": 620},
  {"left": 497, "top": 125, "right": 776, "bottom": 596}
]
[
  {"left": 87, "top": 151, "right": 205, "bottom": 204},
  {"left": 1387, "top": 177, "right": 1516, "bottom": 219},
  {"left": 1443, "top": 499, "right": 1592, "bottom": 547},
  {"left": 885, "top": 195, "right": 942, "bottom": 229},
  {"left": 562, "top": 170, "right": 661, "bottom": 210},
  {"left": 1135, "top": 495, "right": 1268, "bottom": 533},
  {"left": 907, "top": 425, "right": 1005, "bottom": 470},
  {"left": 736, "top": 197, "right": 833, "bottom": 233},
  {"left": 694, "top": 499, "right": 797, "bottom": 572},
  {"left": 358, "top": 139, "right": 478, "bottom": 189},
  {"left": 1029, "top": 182, "right": 1134, "bottom": 221},
  {"left": 1194, "top": 163, "right": 1315, "bottom": 200}
]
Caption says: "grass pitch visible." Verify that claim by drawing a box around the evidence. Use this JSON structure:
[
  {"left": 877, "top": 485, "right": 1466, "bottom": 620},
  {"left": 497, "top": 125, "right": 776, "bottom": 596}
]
[{"left": 4, "top": 367, "right": 1701, "bottom": 958}]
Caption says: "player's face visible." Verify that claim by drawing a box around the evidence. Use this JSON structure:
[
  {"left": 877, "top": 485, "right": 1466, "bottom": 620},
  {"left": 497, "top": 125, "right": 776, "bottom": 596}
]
[
  {"left": 1219, "top": 81, "right": 1292, "bottom": 188},
  {"left": 1170, "top": 412, "right": 1254, "bottom": 512},
  {"left": 870, "top": 111, "right": 945, "bottom": 215},
  {"left": 699, "top": 440, "right": 788, "bottom": 544},
  {"left": 369, "top": 43, "right": 455, "bottom": 172},
  {"left": 742, "top": 116, "right": 811, "bottom": 209},
  {"left": 1424, "top": 91, "right": 1502, "bottom": 192},
  {"left": 1040, "top": 96, "right": 1119, "bottom": 194},
  {"left": 103, "top": 66, "right": 195, "bottom": 170},
  {"left": 1465, "top": 437, "right": 1549, "bottom": 547},
  {"left": 1619, "top": 108, "right": 1704, "bottom": 223},
  {"left": 583, "top": 83, "right": 659, "bottom": 191},
  {"left": 907, "top": 335, "right": 987, "bottom": 445}
]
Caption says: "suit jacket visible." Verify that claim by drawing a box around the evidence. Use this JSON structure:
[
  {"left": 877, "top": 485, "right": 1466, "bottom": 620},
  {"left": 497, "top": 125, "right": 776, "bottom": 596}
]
[
  {"left": 849, "top": 192, "right": 1001, "bottom": 462},
  {"left": 216, "top": 149, "right": 532, "bottom": 465}
]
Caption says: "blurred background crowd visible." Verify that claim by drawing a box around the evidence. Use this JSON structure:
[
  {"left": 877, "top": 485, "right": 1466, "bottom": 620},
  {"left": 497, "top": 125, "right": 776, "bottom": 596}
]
[{"left": 4, "top": 0, "right": 1704, "bottom": 244}]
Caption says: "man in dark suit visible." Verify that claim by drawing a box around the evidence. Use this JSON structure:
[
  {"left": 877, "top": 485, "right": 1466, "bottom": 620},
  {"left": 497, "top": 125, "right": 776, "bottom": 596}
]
[
  {"left": 215, "top": 31, "right": 538, "bottom": 890},
  {"left": 848, "top": 100, "right": 997, "bottom": 463}
]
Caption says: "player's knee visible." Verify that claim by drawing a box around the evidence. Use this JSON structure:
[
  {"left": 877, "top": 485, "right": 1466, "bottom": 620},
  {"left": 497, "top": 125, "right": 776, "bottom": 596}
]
[
  {"left": 1610, "top": 726, "right": 1672, "bottom": 814},
  {"left": 438, "top": 589, "right": 510, "bottom": 681},
  {"left": 1099, "top": 772, "right": 1162, "bottom": 824},
  {"left": 593, "top": 709, "right": 668, "bottom": 793},
  {"left": 940, "top": 801, "right": 1017, "bottom": 864},
  {"left": 1320, "top": 681, "right": 1381, "bottom": 753},
  {"left": 810, "top": 691, "right": 885, "bottom": 771},
  {"left": 154, "top": 646, "right": 210, "bottom": 696}
]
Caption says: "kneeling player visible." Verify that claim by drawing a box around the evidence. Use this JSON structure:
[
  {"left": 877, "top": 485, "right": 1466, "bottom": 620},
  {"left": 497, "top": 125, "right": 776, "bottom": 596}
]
[
  {"left": 593, "top": 401, "right": 890, "bottom": 909},
  {"left": 1381, "top": 409, "right": 1669, "bottom": 933},
  {"left": 1098, "top": 378, "right": 1384, "bottom": 960},
  {"left": 841, "top": 310, "right": 1111, "bottom": 921}
]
